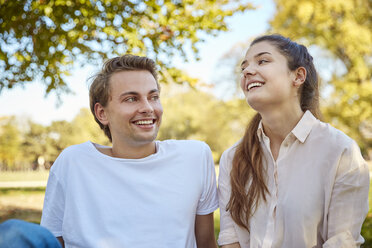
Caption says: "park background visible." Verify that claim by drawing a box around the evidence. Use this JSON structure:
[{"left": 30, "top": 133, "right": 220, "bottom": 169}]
[{"left": 0, "top": 0, "right": 371, "bottom": 246}]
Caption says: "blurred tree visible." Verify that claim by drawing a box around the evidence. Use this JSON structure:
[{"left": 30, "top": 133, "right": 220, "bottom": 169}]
[
  {"left": 44, "top": 120, "right": 75, "bottom": 160},
  {"left": 0, "top": 116, "right": 21, "bottom": 170},
  {"left": 45, "top": 108, "right": 109, "bottom": 161},
  {"left": 19, "top": 109, "right": 108, "bottom": 168},
  {"left": 212, "top": 41, "right": 248, "bottom": 100},
  {"left": 69, "top": 108, "right": 110, "bottom": 145},
  {"left": 270, "top": 0, "right": 372, "bottom": 153},
  {"left": 21, "top": 121, "right": 50, "bottom": 168},
  {"left": 0, "top": 0, "right": 254, "bottom": 96}
]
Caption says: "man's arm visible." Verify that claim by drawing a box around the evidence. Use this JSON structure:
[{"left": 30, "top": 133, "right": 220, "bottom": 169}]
[
  {"left": 195, "top": 213, "right": 218, "bottom": 248},
  {"left": 57, "top": 236, "right": 65, "bottom": 248}
]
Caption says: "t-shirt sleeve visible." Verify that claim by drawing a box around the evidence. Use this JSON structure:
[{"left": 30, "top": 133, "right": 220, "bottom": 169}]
[
  {"left": 40, "top": 161, "right": 65, "bottom": 237},
  {"left": 196, "top": 143, "right": 219, "bottom": 215}
]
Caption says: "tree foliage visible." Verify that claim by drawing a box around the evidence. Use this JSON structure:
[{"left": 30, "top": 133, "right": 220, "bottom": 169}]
[
  {"left": 270, "top": 0, "right": 372, "bottom": 152},
  {"left": 0, "top": 109, "right": 110, "bottom": 170},
  {"left": 21, "top": 121, "right": 51, "bottom": 166},
  {"left": 45, "top": 108, "right": 109, "bottom": 160},
  {"left": 0, "top": 117, "right": 21, "bottom": 169},
  {"left": 0, "top": 0, "right": 253, "bottom": 95}
]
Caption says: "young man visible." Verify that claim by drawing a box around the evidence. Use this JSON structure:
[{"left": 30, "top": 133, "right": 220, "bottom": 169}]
[{"left": 40, "top": 55, "right": 218, "bottom": 248}]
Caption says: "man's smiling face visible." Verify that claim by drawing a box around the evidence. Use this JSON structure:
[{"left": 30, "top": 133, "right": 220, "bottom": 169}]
[{"left": 101, "top": 70, "right": 163, "bottom": 148}]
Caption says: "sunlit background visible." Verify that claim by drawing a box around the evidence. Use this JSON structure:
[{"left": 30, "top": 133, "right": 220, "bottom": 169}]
[{"left": 0, "top": 0, "right": 371, "bottom": 245}]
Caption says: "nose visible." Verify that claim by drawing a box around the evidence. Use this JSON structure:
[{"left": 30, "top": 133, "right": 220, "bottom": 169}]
[
  {"left": 139, "top": 99, "right": 154, "bottom": 113},
  {"left": 242, "top": 64, "right": 256, "bottom": 78}
]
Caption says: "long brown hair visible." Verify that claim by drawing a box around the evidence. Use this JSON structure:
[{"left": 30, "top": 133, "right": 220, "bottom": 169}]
[{"left": 227, "top": 34, "right": 322, "bottom": 231}]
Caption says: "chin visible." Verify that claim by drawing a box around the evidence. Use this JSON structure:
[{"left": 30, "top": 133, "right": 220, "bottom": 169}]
[
  {"left": 247, "top": 97, "right": 264, "bottom": 112},
  {"left": 137, "top": 132, "right": 159, "bottom": 143}
]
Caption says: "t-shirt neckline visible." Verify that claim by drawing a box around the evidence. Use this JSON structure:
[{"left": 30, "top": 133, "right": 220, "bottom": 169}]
[{"left": 88, "top": 141, "right": 161, "bottom": 161}]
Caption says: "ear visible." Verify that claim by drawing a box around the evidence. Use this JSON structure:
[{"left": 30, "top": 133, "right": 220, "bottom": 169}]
[
  {"left": 94, "top": 102, "right": 109, "bottom": 125},
  {"left": 293, "top": 67, "right": 307, "bottom": 87}
]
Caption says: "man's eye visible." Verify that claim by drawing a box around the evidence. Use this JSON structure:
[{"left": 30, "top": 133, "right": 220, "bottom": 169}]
[
  {"left": 125, "top": 97, "right": 137, "bottom": 102},
  {"left": 150, "top": 95, "right": 159, "bottom": 101}
]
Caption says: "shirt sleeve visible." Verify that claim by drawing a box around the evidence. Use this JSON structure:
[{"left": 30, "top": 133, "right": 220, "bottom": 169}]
[
  {"left": 324, "top": 140, "right": 370, "bottom": 248},
  {"left": 196, "top": 143, "right": 219, "bottom": 215},
  {"left": 217, "top": 148, "right": 240, "bottom": 246},
  {"left": 40, "top": 163, "right": 65, "bottom": 237}
]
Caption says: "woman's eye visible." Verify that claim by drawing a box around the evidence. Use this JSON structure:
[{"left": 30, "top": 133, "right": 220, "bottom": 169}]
[{"left": 258, "top": 59, "right": 268, "bottom": 65}]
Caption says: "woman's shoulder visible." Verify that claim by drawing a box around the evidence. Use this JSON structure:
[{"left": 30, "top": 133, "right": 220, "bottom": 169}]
[
  {"left": 220, "top": 140, "right": 242, "bottom": 164},
  {"left": 314, "top": 121, "right": 354, "bottom": 148}
]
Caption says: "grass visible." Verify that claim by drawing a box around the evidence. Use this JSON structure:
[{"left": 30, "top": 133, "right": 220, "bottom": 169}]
[
  {"left": 214, "top": 209, "right": 220, "bottom": 240},
  {"left": 0, "top": 187, "right": 45, "bottom": 224},
  {"left": 0, "top": 170, "right": 49, "bottom": 182}
]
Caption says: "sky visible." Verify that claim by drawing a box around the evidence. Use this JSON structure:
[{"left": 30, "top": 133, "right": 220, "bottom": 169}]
[{"left": 0, "top": 0, "right": 275, "bottom": 126}]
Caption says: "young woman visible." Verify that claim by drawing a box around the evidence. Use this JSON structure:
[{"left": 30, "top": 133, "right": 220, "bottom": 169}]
[{"left": 218, "top": 34, "right": 370, "bottom": 248}]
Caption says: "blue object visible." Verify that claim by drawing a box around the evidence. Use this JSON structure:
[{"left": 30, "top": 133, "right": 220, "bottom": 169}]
[{"left": 0, "top": 219, "right": 61, "bottom": 248}]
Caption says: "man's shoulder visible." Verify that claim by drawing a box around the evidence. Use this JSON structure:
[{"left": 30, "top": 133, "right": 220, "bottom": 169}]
[
  {"left": 54, "top": 141, "right": 96, "bottom": 164},
  {"left": 159, "top": 139, "right": 209, "bottom": 150},
  {"left": 60, "top": 141, "right": 92, "bottom": 155},
  {"left": 158, "top": 140, "right": 211, "bottom": 158},
  {"left": 49, "top": 142, "right": 92, "bottom": 176}
]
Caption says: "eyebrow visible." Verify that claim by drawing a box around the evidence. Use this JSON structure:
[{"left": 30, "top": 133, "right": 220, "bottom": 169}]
[
  {"left": 241, "top": 52, "right": 272, "bottom": 67},
  {"left": 148, "top": 89, "right": 160, "bottom": 95},
  {"left": 255, "top": 52, "right": 272, "bottom": 58},
  {"left": 119, "top": 89, "right": 159, "bottom": 98}
]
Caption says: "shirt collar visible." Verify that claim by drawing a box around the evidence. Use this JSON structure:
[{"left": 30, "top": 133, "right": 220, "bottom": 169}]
[
  {"left": 256, "top": 110, "right": 317, "bottom": 143},
  {"left": 291, "top": 110, "right": 317, "bottom": 143},
  {"left": 257, "top": 120, "right": 265, "bottom": 142}
]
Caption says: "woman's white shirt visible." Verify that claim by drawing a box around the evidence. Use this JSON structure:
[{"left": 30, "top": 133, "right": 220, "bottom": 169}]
[{"left": 218, "top": 111, "right": 370, "bottom": 248}]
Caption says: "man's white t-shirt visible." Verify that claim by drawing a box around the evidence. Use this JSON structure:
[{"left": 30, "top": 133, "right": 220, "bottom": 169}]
[{"left": 41, "top": 140, "right": 218, "bottom": 248}]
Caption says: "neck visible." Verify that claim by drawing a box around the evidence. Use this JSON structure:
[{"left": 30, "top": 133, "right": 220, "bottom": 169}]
[
  {"left": 260, "top": 105, "right": 304, "bottom": 146},
  {"left": 110, "top": 141, "right": 157, "bottom": 159}
]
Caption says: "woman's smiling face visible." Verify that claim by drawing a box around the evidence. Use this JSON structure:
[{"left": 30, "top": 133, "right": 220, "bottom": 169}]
[{"left": 240, "top": 41, "right": 299, "bottom": 112}]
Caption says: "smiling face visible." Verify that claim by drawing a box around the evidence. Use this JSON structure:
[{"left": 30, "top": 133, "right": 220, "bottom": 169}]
[
  {"left": 95, "top": 70, "right": 163, "bottom": 148},
  {"left": 240, "top": 41, "right": 300, "bottom": 112}
]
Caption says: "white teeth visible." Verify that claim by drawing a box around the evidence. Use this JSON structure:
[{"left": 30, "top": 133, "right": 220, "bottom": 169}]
[
  {"left": 248, "top": 82, "right": 263, "bottom": 91},
  {"left": 135, "top": 120, "right": 153, "bottom": 125}
]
